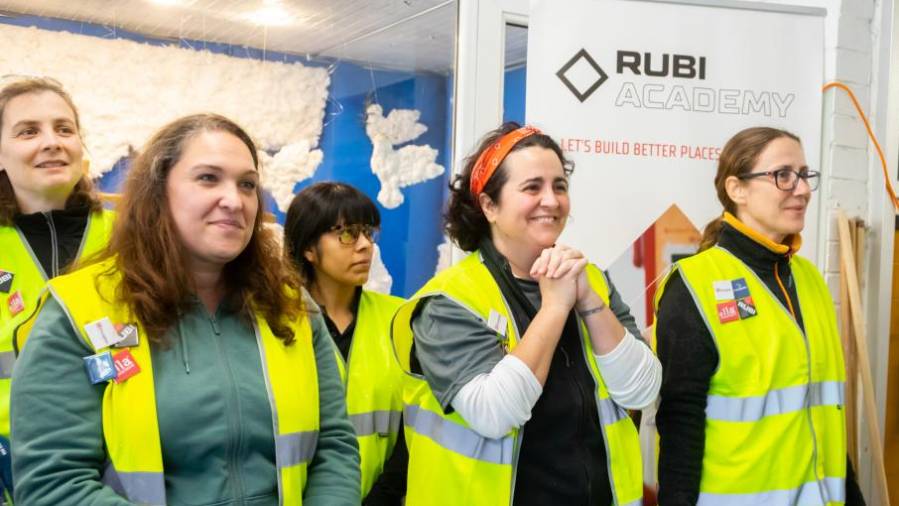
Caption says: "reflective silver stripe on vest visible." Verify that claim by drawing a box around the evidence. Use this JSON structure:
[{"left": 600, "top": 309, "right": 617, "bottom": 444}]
[
  {"left": 102, "top": 462, "right": 166, "bottom": 505},
  {"left": 597, "top": 397, "right": 628, "bottom": 426},
  {"left": 706, "top": 381, "right": 844, "bottom": 422},
  {"left": 620, "top": 498, "right": 643, "bottom": 506},
  {"left": 404, "top": 405, "right": 514, "bottom": 465},
  {"left": 0, "top": 352, "right": 15, "bottom": 379},
  {"left": 697, "top": 476, "right": 846, "bottom": 506},
  {"left": 350, "top": 410, "right": 401, "bottom": 437},
  {"left": 275, "top": 430, "right": 319, "bottom": 467}
]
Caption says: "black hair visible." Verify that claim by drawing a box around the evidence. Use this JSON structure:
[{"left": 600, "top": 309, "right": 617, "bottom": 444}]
[
  {"left": 283, "top": 181, "right": 381, "bottom": 282},
  {"left": 444, "top": 121, "right": 573, "bottom": 252}
]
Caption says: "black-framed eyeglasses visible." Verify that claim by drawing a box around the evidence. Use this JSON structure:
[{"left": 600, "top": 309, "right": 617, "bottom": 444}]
[
  {"left": 737, "top": 168, "right": 820, "bottom": 192},
  {"left": 329, "top": 224, "right": 379, "bottom": 245}
]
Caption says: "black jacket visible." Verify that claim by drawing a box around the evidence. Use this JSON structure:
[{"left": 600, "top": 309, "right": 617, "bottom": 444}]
[
  {"left": 12, "top": 206, "right": 90, "bottom": 277},
  {"left": 655, "top": 220, "right": 865, "bottom": 506}
]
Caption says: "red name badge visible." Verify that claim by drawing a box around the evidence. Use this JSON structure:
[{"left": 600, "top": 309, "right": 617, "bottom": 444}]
[
  {"left": 716, "top": 300, "right": 739, "bottom": 323},
  {"left": 7, "top": 291, "right": 24, "bottom": 317},
  {"left": 113, "top": 349, "right": 141, "bottom": 383}
]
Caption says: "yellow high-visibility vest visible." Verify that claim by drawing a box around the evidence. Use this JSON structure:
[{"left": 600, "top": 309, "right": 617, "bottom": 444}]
[
  {"left": 332, "top": 290, "right": 404, "bottom": 497},
  {"left": 37, "top": 258, "right": 319, "bottom": 506},
  {"left": 392, "top": 251, "right": 643, "bottom": 506},
  {"left": 0, "top": 208, "right": 114, "bottom": 437},
  {"left": 655, "top": 245, "right": 846, "bottom": 505}
]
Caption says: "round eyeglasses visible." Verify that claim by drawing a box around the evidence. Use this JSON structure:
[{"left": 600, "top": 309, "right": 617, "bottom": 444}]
[
  {"left": 329, "top": 224, "right": 379, "bottom": 245},
  {"left": 737, "top": 168, "right": 820, "bottom": 192}
]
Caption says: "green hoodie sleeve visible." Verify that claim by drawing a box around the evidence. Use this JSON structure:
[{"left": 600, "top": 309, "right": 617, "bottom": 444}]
[
  {"left": 11, "top": 296, "right": 132, "bottom": 505},
  {"left": 302, "top": 305, "right": 361, "bottom": 505}
]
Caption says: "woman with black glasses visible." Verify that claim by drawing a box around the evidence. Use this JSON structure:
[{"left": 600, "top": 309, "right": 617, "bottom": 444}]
[
  {"left": 284, "top": 182, "right": 407, "bottom": 505},
  {"left": 654, "top": 126, "right": 865, "bottom": 505}
]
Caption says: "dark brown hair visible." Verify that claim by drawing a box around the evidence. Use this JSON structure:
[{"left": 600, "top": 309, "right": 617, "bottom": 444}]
[
  {"left": 0, "top": 77, "right": 100, "bottom": 225},
  {"left": 698, "top": 126, "right": 801, "bottom": 252},
  {"left": 444, "top": 121, "right": 573, "bottom": 251},
  {"left": 96, "top": 113, "right": 303, "bottom": 344}
]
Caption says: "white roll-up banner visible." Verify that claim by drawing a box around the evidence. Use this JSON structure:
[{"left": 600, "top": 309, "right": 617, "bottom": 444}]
[{"left": 526, "top": 0, "right": 825, "bottom": 267}]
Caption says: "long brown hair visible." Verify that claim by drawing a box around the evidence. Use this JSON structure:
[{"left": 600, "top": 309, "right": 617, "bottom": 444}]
[
  {"left": 698, "top": 127, "right": 801, "bottom": 252},
  {"left": 0, "top": 77, "right": 101, "bottom": 225},
  {"left": 96, "top": 113, "right": 303, "bottom": 345}
]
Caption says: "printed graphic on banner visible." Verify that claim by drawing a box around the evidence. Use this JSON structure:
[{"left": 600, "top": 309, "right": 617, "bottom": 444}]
[{"left": 527, "top": 0, "right": 824, "bottom": 267}]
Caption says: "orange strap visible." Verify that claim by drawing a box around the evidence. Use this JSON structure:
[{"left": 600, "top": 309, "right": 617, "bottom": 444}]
[
  {"left": 822, "top": 82, "right": 899, "bottom": 213},
  {"left": 470, "top": 126, "right": 541, "bottom": 196}
]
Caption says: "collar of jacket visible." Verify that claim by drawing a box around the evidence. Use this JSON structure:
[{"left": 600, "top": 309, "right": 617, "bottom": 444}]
[{"left": 717, "top": 212, "right": 803, "bottom": 273}]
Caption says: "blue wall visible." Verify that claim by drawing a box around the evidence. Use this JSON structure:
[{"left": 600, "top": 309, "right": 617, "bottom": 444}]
[
  {"left": 0, "top": 14, "right": 451, "bottom": 297},
  {"left": 503, "top": 65, "right": 527, "bottom": 125},
  {"left": 294, "top": 65, "right": 450, "bottom": 296}
]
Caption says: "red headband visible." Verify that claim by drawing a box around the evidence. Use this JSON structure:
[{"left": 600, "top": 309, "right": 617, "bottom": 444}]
[{"left": 469, "top": 126, "right": 541, "bottom": 197}]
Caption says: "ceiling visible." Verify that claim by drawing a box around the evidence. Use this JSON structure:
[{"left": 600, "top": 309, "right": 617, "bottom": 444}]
[{"left": 0, "top": 0, "right": 528, "bottom": 74}]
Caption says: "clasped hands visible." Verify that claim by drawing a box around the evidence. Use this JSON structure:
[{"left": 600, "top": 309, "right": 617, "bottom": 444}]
[{"left": 529, "top": 244, "right": 603, "bottom": 314}]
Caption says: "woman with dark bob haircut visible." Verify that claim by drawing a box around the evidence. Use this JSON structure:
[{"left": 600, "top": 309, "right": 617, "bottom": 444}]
[
  {"left": 11, "top": 113, "right": 359, "bottom": 505},
  {"left": 284, "top": 181, "right": 407, "bottom": 505},
  {"left": 654, "top": 126, "right": 865, "bottom": 505},
  {"left": 391, "top": 121, "right": 660, "bottom": 505}
]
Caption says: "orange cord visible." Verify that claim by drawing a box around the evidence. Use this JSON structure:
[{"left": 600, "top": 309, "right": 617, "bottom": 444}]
[
  {"left": 822, "top": 81, "right": 899, "bottom": 213},
  {"left": 773, "top": 263, "right": 797, "bottom": 320}
]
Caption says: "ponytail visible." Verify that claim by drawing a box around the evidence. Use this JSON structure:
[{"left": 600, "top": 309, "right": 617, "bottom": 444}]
[{"left": 698, "top": 215, "right": 724, "bottom": 252}]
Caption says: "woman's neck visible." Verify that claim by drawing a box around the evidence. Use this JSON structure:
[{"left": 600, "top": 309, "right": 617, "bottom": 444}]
[
  {"left": 310, "top": 275, "right": 357, "bottom": 331},
  {"left": 491, "top": 236, "right": 539, "bottom": 280},
  {"left": 191, "top": 266, "right": 225, "bottom": 315},
  {"left": 16, "top": 191, "right": 70, "bottom": 215}
]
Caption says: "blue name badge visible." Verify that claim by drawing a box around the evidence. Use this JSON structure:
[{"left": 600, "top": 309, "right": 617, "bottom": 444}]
[{"left": 84, "top": 352, "right": 117, "bottom": 384}]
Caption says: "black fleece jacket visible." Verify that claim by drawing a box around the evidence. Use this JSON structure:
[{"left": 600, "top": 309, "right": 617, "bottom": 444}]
[
  {"left": 12, "top": 206, "right": 90, "bottom": 277},
  {"left": 655, "top": 220, "right": 865, "bottom": 506}
]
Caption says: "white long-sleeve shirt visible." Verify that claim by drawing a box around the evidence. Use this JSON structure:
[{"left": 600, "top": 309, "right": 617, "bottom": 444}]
[{"left": 451, "top": 330, "right": 661, "bottom": 438}]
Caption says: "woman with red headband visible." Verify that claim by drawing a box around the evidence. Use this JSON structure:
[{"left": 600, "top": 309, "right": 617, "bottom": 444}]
[{"left": 391, "top": 122, "right": 661, "bottom": 505}]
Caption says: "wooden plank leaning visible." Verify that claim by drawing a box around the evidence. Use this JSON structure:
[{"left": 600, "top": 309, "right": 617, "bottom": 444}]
[{"left": 838, "top": 209, "right": 890, "bottom": 505}]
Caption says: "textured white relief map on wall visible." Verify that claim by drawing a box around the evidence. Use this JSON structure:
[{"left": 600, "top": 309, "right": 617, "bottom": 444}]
[
  {"left": 365, "top": 104, "right": 444, "bottom": 209},
  {"left": 0, "top": 24, "right": 328, "bottom": 208}
]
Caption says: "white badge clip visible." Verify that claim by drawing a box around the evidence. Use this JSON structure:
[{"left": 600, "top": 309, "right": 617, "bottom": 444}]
[
  {"left": 486, "top": 310, "right": 508, "bottom": 337},
  {"left": 84, "top": 317, "right": 124, "bottom": 349}
]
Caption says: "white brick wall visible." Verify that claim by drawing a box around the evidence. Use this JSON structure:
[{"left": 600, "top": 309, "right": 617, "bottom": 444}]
[{"left": 829, "top": 145, "right": 869, "bottom": 180}]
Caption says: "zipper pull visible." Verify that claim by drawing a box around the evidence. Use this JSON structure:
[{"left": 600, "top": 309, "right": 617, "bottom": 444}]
[{"left": 209, "top": 315, "right": 221, "bottom": 336}]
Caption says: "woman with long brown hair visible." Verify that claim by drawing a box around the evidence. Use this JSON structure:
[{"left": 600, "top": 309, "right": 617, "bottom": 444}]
[
  {"left": 0, "top": 76, "right": 113, "bottom": 501},
  {"left": 11, "top": 113, "right": 359, "bottom": 505},
  {"left": 654, "top": 126, "right": 864, "bottom": 505}
]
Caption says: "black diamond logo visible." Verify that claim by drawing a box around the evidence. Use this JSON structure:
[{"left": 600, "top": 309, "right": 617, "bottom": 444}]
[{"left": 556, "top": 49, "right": 608, "bottom": 103}]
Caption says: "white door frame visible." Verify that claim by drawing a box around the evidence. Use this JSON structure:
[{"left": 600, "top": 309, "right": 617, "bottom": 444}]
[{"left": 451, "top": 0, "right": 529, "bottom": 262}]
